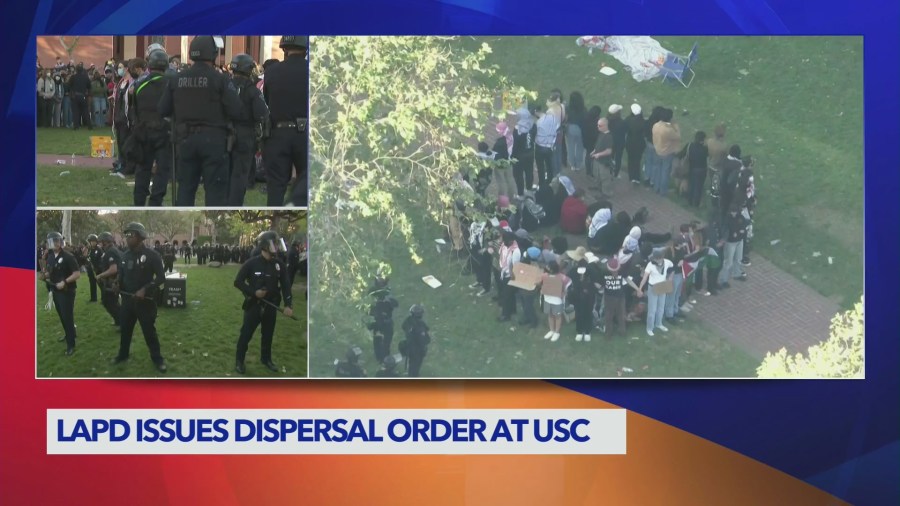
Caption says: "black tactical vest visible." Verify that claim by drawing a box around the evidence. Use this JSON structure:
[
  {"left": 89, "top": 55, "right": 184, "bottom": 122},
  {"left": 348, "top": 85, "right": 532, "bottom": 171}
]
[{"left": 172, "top": 65, "right": 225, "bottom": 125}]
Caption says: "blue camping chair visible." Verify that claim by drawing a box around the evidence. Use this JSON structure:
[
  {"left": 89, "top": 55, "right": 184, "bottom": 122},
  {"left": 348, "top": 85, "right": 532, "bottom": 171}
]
[{"left": 659, "top": 42, "right": 698, "bottom": 88}]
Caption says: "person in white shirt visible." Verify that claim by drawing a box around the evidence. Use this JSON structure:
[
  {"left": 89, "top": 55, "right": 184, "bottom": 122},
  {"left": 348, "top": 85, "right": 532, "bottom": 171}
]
[
  {"left": 637, "top": 247, "right": 673, "bottom": 336},
  {"left": 534, "top": 104, "right": 560, "bottom": 187},
  {"left": 37, "top": 71, "right": 56, "bottom": 127}
]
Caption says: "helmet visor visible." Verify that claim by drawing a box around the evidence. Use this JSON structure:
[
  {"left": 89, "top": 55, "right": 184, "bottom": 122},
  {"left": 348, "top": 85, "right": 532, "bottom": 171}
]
[{"left": 47, "top": 238, "right": 63, "bottom": 250}]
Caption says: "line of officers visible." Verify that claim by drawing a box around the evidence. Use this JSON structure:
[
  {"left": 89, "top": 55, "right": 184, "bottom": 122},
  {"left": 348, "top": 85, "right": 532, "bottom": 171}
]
[
  {"left": 334, "top": 277, "right": 432, "bottom": 378},
  {"left": 39, "top": 225, "right": 296, "bottom": 375},
  {"left": 124, "top": 35, "right": 308, "bottom": 207}
]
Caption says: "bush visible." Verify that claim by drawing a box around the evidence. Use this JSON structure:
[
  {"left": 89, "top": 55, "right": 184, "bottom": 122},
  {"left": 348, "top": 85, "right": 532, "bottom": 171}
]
[{"left": 757, "top": 296, "right": 864, "bottom": 378}]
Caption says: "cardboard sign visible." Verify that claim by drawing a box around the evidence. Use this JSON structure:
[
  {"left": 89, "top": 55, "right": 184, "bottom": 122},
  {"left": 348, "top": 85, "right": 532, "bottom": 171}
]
[
  {"left": 541, "top": 274, "right": 564, "bottom": 297},
  {"left": 90, "top": 136, "right": 113, "bottom": 158},
  {"left": 508, "top": 262, "right": 541, "bottom": 291}
]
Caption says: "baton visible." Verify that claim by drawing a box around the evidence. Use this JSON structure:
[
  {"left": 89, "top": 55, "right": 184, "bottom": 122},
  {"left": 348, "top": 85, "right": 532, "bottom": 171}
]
[{"left": 259, "top": 298, "right": 299, "bottom": 321}]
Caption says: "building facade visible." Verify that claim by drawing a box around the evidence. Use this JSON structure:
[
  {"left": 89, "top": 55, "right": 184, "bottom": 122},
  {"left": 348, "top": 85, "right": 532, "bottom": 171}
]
[{"left": 38, "top": 36, "right": 283, "bottom": 69}]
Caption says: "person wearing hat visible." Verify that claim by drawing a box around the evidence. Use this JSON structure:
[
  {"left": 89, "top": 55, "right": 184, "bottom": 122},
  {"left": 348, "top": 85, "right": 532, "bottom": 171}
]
[
  {"left": 39, "top": 232, "right": 81, "bottom": 356},
  {"left": 606, "top": 104, "right": 627, "bottom": 178},
  {"left": 262, "top": 36, "right": 309, "bottom": 206},
  {"left": 228, "top": 52, "right": 269, "bottom": 206},
  {"left": 375, "top": 353, "right": 404, "bottom": 378},
  {"left": 158, "top": 36, "right": 243, "bottom": 206},
  {"left": 112, "top": 222, "right": 168, "bottom": 372},
  {"left": 132, "top": 48, "right": 174, "bottom": 206},
  {"left": 624, "top": 103, "right": 646, "bottom": 184},
  {"left": 94, "top": 232, "right": 122, "bottom": 327},
  {"left": 400, "top": 304, "right": 431, "bottom": 377},
  {"left": 637, "top": 247, "right": 674, "bottom": 337},
  {"left": 85, "top": 234, "right": 102, "bottom": 303},
  {"left": 335, "top": 346, "right": 367, "bottom": 377},
  {"left": 233, "top": 231, "right": 294, "bottom": 374}
]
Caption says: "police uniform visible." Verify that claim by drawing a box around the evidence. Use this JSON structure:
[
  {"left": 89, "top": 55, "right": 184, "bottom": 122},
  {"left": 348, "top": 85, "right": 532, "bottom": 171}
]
[
  {"left": 87, "top": 239, "right": 103, "bottom": 302},
  {"left": 45, "top": 246, "right": 79, "bottom": 353},
  {"left": 115, "top": 237, "right": 167, "bottom": 370},
  {"left": 229, "top": 55, "right": 269, "bottom": 206},
  {"left": 158, "top": 36, "right": 243, "bottom": 207},
  {"left": 98, "top": 241, "right": 122, "bottom": 326},
  {"left": 233, "top": 239, "right": 293, "bottom": 373},
  {"left": 401, "top": 307, "right": 431, "bottom": 377},
  {"left": 132, "top": 53, "right": 172, "bottom": 206},
  {"left": 368, "top": 284, "right": 399, "bottom": 363},
  {"left": 262, "top": 36, "right": 309, "bottom": 206},
  {"left": 334, "top": 346, "right": 366, "bottom": 377}
]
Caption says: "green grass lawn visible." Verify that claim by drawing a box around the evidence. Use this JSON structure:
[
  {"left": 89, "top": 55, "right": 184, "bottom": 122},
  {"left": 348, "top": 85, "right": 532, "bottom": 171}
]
[
  {"left": 309, "top": 232, "right": 758, "bottom": 378},
  {"left": 36, "top": 127, "right": 103, "bottom": 156},
  {"left": 37, "top": 165, "right": 270, "bottom": 207},
  {"left": 37, "top": 264, "right": 308, "bottom": 378},
  {"left": 461, "top": 36, "right": 863, "bottom": 307}
]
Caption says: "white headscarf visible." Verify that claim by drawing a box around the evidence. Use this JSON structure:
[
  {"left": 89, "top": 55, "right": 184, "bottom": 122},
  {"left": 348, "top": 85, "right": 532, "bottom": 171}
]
[
  {"left": 558, "top": 176, "right": 575, "bottom": 196},
  {"left": 588, "top": 209, "right": 611, "bottom": 238},
  {"left": 623, "top": 226, "right": 641, "bottom": 247}
]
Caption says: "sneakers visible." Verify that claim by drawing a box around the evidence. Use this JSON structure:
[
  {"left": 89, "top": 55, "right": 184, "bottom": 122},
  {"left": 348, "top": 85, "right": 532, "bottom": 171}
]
[
  {"left": 468, "top": 282, "right": 481, "bottom": 289},
  {"left": 476, "top": 289, "right": 490, "bottom": 297},
  {"left": 656, "top": 325, "right": 669, "bottom": 332},
  {"left": 647, "top": 330, "right": 655, "bottom": 337},
  {"left": 680, "top": 303, "right": 692, "bottom": 313},
  {"left": 544, "top": 331, "right": 554, "bottom": 340},
  {"left": 575, "top": 334, "right": 583, "bottom": 342},
  {"left": 741, "top": 258, "right": 751, "bottom": 266},
  {"left": 737, "top": 273, "right": 748, "bottom": 281},
  {"left": 584, "top": 334, "right": 591, "bottom": 342},
  {"left": 550, "top": 332, "right": 560, "bottom": 342}
]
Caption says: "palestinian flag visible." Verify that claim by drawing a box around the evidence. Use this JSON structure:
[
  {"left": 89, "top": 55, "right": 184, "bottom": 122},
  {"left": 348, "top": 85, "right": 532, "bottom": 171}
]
[{"left": 683, "top": 248, "right": 713, "bottom": 280}]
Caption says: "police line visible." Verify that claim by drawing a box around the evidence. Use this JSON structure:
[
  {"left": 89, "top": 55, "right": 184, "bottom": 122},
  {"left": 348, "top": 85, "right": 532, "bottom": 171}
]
[{"left": 48, "top": 409, "right": 626, "bottom": 454}]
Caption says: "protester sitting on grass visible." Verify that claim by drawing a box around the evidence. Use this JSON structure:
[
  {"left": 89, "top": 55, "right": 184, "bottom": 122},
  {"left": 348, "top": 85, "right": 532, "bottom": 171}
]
[
  {"left": 560, "top": 187, "right": 588, "bottom": 235},
  {"left": 587, "top": 208, "right": 612, "bottom": 251}
]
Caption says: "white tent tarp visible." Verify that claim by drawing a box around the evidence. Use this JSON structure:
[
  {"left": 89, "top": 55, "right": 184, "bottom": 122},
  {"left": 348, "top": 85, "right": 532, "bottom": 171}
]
[{"left": 576, "top": 36, "right": 671, "bottom": 82}]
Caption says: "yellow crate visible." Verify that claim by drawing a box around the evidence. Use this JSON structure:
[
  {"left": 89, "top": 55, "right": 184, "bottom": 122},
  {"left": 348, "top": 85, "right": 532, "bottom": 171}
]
[{"left": 90, "top": 136, "right": 113, "bottom": 158}]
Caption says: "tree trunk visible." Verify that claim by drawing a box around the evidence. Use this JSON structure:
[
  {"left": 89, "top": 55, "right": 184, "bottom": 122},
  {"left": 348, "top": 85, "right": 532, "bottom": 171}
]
[{"left": 62, "top": 210, "right": 72, "bottom": 244}]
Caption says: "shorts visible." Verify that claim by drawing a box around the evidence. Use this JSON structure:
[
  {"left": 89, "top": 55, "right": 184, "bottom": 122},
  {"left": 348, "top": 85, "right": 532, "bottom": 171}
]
[{"left": 543, "top": 301, "right": 563, "bottom": 316}]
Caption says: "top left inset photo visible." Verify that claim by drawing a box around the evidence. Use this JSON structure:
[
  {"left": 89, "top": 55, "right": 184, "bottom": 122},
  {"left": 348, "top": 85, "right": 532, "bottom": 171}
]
[{"left": 36, "top": 35, "right": 308, "bottom": 208}]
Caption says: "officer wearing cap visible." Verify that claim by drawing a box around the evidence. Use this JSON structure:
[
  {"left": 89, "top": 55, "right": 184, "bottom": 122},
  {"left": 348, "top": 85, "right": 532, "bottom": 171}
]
[
  {"left": 86, "top": 234, "right": 102, "bottom": 303},
  {"left": 158, "top": 36, "right": 242, "bottom": 206},
  {"left": 132, "top": 49, "right": 173, "bottom": 206},
  {"left": 112, "top": 222, "right": 168, "bottom": 373},
  {"left": 400, "top": 304, "right": 431, "bottom": 377},
  {"left": 39, "top": 232, "right": 81, "bottom": 356},
  {"left": 367, "top": 276, "right": 399, "bottom": 363},
  {"left": 233, "top": 231, "right": 294, "bottom": 374},
  {"left": 228, "top": 53, "right": 269, "bottom": 206},
  {"left": 262, "top": 36, "right": 309, "bottom": 206},
  {"left": 334, "top": 346, "right": 367, "bottom": 377},
  {"left": 93, "top": 231, "right": 122, "bottom": 327}
]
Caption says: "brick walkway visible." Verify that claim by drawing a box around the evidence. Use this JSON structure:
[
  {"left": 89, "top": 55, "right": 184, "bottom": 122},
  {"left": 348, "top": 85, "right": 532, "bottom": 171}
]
[{"left": 488, "top": 163, "right": 838, "bottom": 360}]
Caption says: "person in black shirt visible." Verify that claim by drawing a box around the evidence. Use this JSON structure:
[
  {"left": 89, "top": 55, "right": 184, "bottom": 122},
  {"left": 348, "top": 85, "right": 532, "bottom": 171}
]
[
  {"left": 94, "top": 232, "right": 122, "bottom": 327},
  {"left": 112, "top": 222, "right": 168, "bottom": 373},
  {"left": 158, "top": 36, "right": 243, "bottom": 207},
  {"left": 367, "top": 276, "right": 400, "bottom": 363},
  {"left": 374, "top": 353, "right": 404, "bottom": 378},
  {"left": 86, "top": 234, "right": 102, "bottom": 302},
  {"left": 233, "top": 231, "right": 294, "bottom": 374},
  {"left": 228, "top": 53, "right": 269, "bottom": 206},
  {"left": 40, "top": 232, "right": 80, "bottom": 355},
  {"left": 132, "top": 49, "right": 172, "bottom": 206},
  {"left": 334, "top": 346, "right": 366, "bottom": 377},
  {"left": 400, "top": 304, "right": 431, "bottom": 377},
  {"left": 683, "top": 131, "right": 710, "bottom": 207},
  {"left": 624, "top": 104, "right": 646, "bottom": 184},
  {"left": 606, "top": 104, "right": 627, "bottom": 177},
  {"left": 263, "top": 36, "right": 309, "bottom": 206},
  {"left": 68, "top": 63, "right": 92, "bottom": 130}
]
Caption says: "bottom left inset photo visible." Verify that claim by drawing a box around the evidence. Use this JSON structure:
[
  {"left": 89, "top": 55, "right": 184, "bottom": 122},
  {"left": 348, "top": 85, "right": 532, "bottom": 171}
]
[{"left": 36, "top": 209, "right": 308, "bottom": 378}]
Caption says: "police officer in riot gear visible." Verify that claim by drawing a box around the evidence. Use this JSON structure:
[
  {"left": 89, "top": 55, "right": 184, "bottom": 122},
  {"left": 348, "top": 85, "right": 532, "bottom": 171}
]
[
  {"left": 367, "top": 276, "right": 399, "bottom": 363},
  {"left": 158, "top": 35, "right": 243, "bottom": 207},
  {"left": 86, "top": 234, "right": 102, "bottom": 302},
  {"left": 94, "top": 231, "right": 122, "bottom": 327},
  {"left": 334, "top": 346, "right": 367, "bottom": 377},
  {"left": 132, "top": 49, "right": 173, "bottom": 206},
  {"left": 375, "top": 353, "right": 404, "bottom": 378},
  {"left": 233, "top": 231, "right": 294, "bottom": 374},
  {"left": 262, "top": 36, "right": 309, "bottom": 206},
  {"left": 112, "top": 222, "right": 168, "bottom": 373},
  {"left": 40, "top": 232, "right": 81, "bottom": 356},
  {"left": 400, "top": 304, "right": 431, "bottom": 377},
  {"left": 228, "top": 53, "right": 269, "bottom": 206}
]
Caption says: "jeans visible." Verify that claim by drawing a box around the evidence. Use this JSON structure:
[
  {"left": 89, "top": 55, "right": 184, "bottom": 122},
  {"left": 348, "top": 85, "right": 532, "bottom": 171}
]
[
  {"left": 535, "top": 146, "right": 554, "bottom": 187},
  {"left": 92, "top": 96, "right": 106, "bottom": 127},
  {"left": 664, "top": 272, "right": 684, "bottom": 318},
  {"left": 655, "top": 154, "right": 674, "bottom": 195},
  {"left": 565, "top": 124, "right": 584, "bottom": 170},
  {"left": 52, "top": 101, "right": 62, "bottom": 127},
  {"left": 643, "top": 141, "right": 657, "bottom": 182},
  {"left": 689, "top": 167, "right": 707, "bottom": 206},
  {"left": 718, "top": 240, "right": 744, "bottom": 285},
  {"left": 646, "top": 291, "right": 666, "bottom": 333},
  {"left": 62, "top": 97, "right": 72, "bottom": 128}
]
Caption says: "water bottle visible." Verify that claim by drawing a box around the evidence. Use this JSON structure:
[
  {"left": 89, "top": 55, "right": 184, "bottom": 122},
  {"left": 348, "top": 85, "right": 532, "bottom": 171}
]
[{"left": 71, "top": 153, "right": 76, "bottom": 166}]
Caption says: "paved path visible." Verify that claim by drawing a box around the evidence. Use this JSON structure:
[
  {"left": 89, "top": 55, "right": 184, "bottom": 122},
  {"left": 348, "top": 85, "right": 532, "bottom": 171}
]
[
  {"left": 37, "top": 153, "right": 114, "bottom": 169},
  {"left": 487, "top": 162, "right": 838, "bottom": 360}
]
